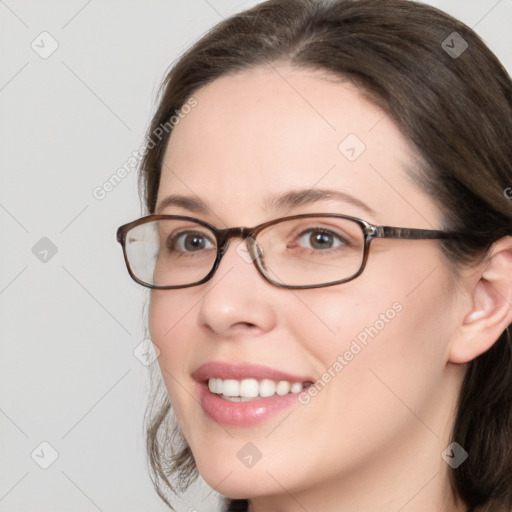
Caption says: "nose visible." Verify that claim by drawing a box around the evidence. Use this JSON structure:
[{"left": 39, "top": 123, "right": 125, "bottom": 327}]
[{"left": 197, "top": 238, "right": 278, "bottom": 337}]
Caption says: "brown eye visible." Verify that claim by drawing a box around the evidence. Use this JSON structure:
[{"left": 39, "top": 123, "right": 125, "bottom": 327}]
[
  {"left": 168, "top": 231, "right": 215, "bottom": 253},
  {"left": 297, "top": 229, "right": 348, "bottom": 250}
]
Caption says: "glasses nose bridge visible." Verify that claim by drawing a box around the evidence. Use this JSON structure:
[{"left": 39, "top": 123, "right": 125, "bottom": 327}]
[{"left": 217, "top": 226, "right": 253, "bottom": 255}]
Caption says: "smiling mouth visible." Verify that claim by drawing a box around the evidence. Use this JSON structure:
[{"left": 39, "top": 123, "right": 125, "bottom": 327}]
[{"left": 207, "top": 377, "right": 314, "bottom": 401}]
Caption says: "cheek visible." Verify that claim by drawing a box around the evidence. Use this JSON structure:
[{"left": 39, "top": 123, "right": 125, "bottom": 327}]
[
  {"left": 149, "top": 288, "right": 204, "bottom": 345},
  {"left": 148, "top": 290, "right": 184, "bottom": 342},
  {"left": 294, "top": 259, "right": 454, "bottom": 421},
  {"left": 291, "top": 278, "right": 404, "bottom": 364},
  {"left": 148, "top": 291, "right": 197, "bottom": 415}
]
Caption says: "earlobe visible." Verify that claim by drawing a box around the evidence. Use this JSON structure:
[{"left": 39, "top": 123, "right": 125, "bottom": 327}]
[{"left": 449, "top": 237, "right": 512, "bottom": 364}]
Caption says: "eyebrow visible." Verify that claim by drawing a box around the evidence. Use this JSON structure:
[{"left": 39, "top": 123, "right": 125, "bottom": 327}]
[
  {"left": 265, "top": 188, "right": 376, "bottom": 217},
  {"left": 155, "top": 188, "right": 376, "bottom": 217}
]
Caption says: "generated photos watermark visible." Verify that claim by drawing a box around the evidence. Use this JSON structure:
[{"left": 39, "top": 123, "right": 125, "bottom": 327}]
[
  {"left": 441, "top": 32, "right": 468, "bottom": 59},
  {"left": 92, "top": 96, "right": 197, "bottom": 201}
]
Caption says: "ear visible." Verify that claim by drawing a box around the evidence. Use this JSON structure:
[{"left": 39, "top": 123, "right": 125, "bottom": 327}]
[{"left": 449, "top": 236, "right": 512, "bottom": 364}]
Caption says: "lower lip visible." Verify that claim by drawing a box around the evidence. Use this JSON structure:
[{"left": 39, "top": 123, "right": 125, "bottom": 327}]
[{"left": 198, "top": 382, "right": 303, "bottom": 427}]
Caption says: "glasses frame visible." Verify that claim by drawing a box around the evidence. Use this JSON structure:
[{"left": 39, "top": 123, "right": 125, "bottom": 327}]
[{"left": 117, "top": 213, "right": 459, "bottom": 290}]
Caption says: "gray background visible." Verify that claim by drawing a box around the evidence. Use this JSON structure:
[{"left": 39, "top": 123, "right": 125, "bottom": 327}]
[{"left": 1, "top": 1, "right": 511, "bottom": 511}]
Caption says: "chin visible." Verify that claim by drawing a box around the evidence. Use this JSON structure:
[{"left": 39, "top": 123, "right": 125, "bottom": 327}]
[
  {"left": 201, "top": 472, "right": 262, "bottom": 498},
  {"left": 196, "top": 458, "right": 290, "bottom": 499}
]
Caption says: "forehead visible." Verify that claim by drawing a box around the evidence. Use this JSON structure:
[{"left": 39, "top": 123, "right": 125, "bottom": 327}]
[{"left": 158, "top": 64, "right": 440, "bottom": 228}]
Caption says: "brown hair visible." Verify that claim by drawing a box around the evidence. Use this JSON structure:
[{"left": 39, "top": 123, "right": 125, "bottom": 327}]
[{"left": 139, "top": 1, "right": 512, "bottom": 510}]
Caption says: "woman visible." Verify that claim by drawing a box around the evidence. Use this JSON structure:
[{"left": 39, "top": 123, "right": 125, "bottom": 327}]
[{"left": 116, "top": 0, "right": 512, "bottom": 510}]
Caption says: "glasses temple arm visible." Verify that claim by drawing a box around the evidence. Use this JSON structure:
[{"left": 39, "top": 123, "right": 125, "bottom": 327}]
[{"left": 369, "top": 225, "right": 456, "bottom": 240}]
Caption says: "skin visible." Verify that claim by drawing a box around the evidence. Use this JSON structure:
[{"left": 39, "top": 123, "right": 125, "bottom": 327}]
[{"left": 148, "top": 64, "right": 512, "bottom": 512}]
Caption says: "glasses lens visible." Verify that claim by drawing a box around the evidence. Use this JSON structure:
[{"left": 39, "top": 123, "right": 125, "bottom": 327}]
[
  {"left": 124, "top": 219, "right": 217, "bottom": 287},
  {"left": 256, "top": 216, "right": 365, "bottom": 287},
  {"left": 122, "top": 215, "right": 365, "bottom": 289}
]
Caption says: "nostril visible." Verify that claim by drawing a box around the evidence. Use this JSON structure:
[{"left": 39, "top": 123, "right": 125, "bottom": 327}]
[{"left": 231, "top": 321, "right": 259, "bottom": 333}]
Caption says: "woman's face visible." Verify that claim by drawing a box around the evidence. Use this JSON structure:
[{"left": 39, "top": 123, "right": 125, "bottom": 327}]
[{"left": 149, "top": 65, "right": 465, "bottom": 506}]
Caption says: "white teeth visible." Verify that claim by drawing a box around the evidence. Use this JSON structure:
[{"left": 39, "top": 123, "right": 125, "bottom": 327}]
[
  {"left": 259, "top": 379, "right": 276, "bottom": 397},
  {"left": 239, "top": 378, "right": 259, "bottom": 397},
  {"left": 276, "top": 380, "right": 291, "bottom": 395},
  {"left": 223, "top": 379, "right": 240, "bottom": 396},
  {"left": 290, "top": 382, "right": 303, "bottom": 393},
  {"left": 207, "top": 377, "right": 308, "bottom": 399},
  {"left": 208, "top": 377, "right": 225, "bottom": 394}
]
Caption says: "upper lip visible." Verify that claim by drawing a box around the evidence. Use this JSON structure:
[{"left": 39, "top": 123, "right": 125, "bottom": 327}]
[{"left": 192, "top": 361, "right": 314, "bottom": 383}]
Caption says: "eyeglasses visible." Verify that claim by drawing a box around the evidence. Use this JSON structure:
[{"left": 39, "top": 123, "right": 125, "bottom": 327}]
[{"left": 116, "top": 213, "right": 459, "bottom": 290}]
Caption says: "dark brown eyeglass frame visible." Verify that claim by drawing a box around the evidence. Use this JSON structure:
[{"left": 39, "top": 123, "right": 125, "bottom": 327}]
[{"left": 116, "top": 213, "right": 461, "bottom": 290}]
